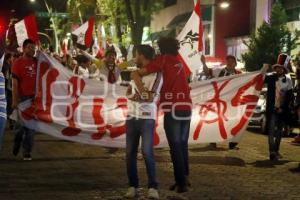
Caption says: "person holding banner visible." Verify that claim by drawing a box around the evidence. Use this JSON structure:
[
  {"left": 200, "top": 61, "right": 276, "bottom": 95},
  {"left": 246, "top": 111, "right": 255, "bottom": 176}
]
[
  {"left": 75, "top": 54, "right": 92, "bottom": 79},
  {"left": 201, "top": 55, "right": 242, "bottom": 150},
  {"left": 11, "top": 39, "right": 37, "bottom": 161},
  {"left": 131, "top": 37, "right": 192, "bottom": 193},
  {"left": 81, "top": 48, "right": 123, "bottom": 83},
  {"left": 124, "top": 45, "right": 162, "bottom": 199}
]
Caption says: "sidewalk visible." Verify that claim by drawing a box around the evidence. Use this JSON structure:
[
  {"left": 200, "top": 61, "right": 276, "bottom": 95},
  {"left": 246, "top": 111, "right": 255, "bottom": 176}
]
[{"left": 0, "top": 129, "right": 299, "bottom": 200}]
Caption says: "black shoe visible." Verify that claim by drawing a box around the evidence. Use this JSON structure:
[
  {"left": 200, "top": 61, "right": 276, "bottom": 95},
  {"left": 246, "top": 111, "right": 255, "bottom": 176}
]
[
  {"left": 13, "top": 143, "right": 21, "bottom": 156},
  {"left": 276, "top": 152, "right": 283, "bottom": 159},
  {"left": 176, "top": 185, "right": 188, "bottom": 193},
  {"left": 169, "top": 183, "right": 177, "bottom": 191},
  {"left": 269, "top": 152, "right": 278, "bottom": 161},
  {"left": 229, "top": 142, "right": 238, "bottom": 150},
  {"left": 209, "top": 143, "right": 217, "bottom": 149},
  {"left": 185, "top": 176, "right": 191, "bottom": 187}
]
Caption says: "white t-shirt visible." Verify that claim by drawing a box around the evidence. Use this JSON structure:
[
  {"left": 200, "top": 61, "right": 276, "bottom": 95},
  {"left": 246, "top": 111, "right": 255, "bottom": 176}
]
[
  {"left": 275, "top": 75, "right": 293, "bottom": 108},
  {"left": 127, "top": 72, "right": 163, "bottom": 120}
]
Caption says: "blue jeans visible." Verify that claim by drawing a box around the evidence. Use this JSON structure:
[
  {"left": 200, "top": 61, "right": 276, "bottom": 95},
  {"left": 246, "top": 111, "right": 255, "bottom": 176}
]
[
  {"left": 126, "top": 117, "right": 158, "bottom": 189},
  {"left": 268, "top": 111, "right": 285, "bottom": 153},
  {"left": 164, "top": 111, "right": 191, "bottom": 187}
]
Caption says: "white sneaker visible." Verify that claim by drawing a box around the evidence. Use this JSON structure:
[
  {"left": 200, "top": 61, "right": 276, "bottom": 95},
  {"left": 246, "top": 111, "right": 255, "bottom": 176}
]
[
  {"left": 124, "top": 187, "right": 137, "bottom": 198},
  {"left": 23, "top": 154, "right": 32, "bottom": 161},
  {"left": 148, "top": 188, "right": 159, "bottom": 199}
]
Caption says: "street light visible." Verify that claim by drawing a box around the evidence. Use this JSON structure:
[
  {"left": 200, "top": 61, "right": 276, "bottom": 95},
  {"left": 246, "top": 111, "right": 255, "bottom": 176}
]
[
  {"left": 29, "top": 0, "right": 36, "bottom": 3},
  {"left": 219, "top": 1, "right": 230, "bottom": 9}
]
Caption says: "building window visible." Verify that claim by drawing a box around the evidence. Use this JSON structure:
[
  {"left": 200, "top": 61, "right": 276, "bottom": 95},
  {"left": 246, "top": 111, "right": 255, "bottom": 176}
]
[
  {"left": 164, "top": 0, "right": 177, "bottom": 8},
  {"left": 286, "top": 7, "right": 300, "bottom": 22},
  {"left": 204, "top": 23, "right": 211, "bottom": 55},
  {"left": 202, "top": 5, "right": 213, "bottom": 55}
]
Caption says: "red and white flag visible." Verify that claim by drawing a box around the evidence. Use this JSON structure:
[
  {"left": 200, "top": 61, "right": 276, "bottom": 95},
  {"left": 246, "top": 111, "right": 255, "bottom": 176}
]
[
  {"left": 14, "top": 14, "right": 39, "bottom": 47},
  {"left": 177, "top": 0, "right": 204, "bottom": 77},
  {"left": 72, "top": 17, "right": 95, "bottom": 49}
]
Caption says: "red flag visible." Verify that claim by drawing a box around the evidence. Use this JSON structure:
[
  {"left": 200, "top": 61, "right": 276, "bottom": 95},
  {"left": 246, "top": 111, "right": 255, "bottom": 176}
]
[
  {"left": 14, "top": 14, "right": 39, "bottom": 47},
  {"left": 72, "top": 17, "right": 95, "bottom": 49},
  {"left": 195, "top": 0, "right": 204, "bottom": 51}
]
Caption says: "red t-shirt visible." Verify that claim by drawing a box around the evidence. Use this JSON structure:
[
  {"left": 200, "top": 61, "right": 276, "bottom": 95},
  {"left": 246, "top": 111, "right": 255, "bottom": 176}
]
[
  {"left": 146, "top": 55, "right": 192, "bottom": 111},
  {"left": 12, "top": 56, "right": 37, "bottom": 97}
]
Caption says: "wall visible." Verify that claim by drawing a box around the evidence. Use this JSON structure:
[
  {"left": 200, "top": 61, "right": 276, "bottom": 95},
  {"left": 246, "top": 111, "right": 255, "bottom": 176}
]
[
  {"left": 287, "top": 21, "right": 300, "bottom": 56},
  {"left": 214, "top": 0, "right": 251, "bottom": 61},
  {"left": 255, "top": 0, "right": 271, "bottom": 29},
  {"left": 150, "top": 0, "right": 194, "bottom": 33}
]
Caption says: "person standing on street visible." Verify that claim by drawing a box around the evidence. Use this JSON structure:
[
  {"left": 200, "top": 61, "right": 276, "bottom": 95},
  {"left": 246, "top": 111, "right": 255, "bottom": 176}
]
[
  {"left": 201, "top": 54, "right": 242, "bottom": 149},
  {"left": 267, "top": 54, "right": 293, "bottom": 161},
  {"left": 131, "top": 37, "right": 192, "bottom": 193},
  {"left": 11, "top": 39, "right": 37, "bottom": 160},
  {"left": 124, "top": 45, "right": 162, "bottom": 199}
]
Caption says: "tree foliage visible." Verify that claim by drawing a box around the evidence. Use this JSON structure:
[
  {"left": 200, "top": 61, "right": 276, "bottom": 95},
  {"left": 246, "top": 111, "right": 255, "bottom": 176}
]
[
  {"left": 67, "top": 0, "right": 164, "bottom": 46},
  {"left": 67, "top": 0, "right": 97, "bottom": 23},
  {"left": 124, "top": 0, "right": 163, "bottom": 46},
  {"left": 242, "top": 0, "right": 300, "bottom": 71}
]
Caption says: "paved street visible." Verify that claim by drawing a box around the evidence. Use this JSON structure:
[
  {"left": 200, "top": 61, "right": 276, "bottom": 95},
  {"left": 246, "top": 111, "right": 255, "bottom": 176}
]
[{"left": 0, "top": 128, "right": 299, "bottom": 200}]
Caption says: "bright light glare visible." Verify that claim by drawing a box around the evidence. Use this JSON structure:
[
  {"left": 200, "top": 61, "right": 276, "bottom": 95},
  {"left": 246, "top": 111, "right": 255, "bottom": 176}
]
[{"left": 220, "top": 2, "right": 230, "bottom": 9}]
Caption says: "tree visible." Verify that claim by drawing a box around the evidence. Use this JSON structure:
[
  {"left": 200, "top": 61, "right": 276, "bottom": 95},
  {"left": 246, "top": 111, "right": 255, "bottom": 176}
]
[
  {"left": 67, "top": 0, "right": 96, "bottom": 23},
  {"left": 45, "top": 0, "right": 71, "bottom": 53},
  {"left": 97, "top": 0, "right": 129, "bottom": 45},
  {"left": 242, "top": 0, "right": 300, "bottom": 71},
  {"left": 124, "top": 0, "right": 163, "bottom": 46},
  {"left": 66, "top": 0, "right": 164, "bottom": 47}
]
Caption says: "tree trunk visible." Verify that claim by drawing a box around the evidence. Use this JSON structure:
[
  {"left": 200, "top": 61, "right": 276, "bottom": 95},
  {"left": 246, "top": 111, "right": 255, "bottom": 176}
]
[
  {"left": 115, "top": 3, "right": 123, "bottom": 44},
  {"left": 44, "top": 0, "right": 59, "bottom": 53},
  {"left": 124, "top": 0, "right": 144, "bottom": 46}
]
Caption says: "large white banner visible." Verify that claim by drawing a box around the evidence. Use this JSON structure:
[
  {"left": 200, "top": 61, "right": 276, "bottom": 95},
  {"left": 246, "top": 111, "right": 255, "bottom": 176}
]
[{"left": 17, "top": 52, "right": 264, "bottom": 148}]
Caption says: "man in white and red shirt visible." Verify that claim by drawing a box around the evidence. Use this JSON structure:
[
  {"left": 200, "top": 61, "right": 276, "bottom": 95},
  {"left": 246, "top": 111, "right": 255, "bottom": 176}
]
[
  {"left": 268, "top": 54, "right": 293, "bottom": 161},
  {"left": 125, "top": 45, "right": 162, "bottom": 199},
  {"left": 131, "top": 37, "right": 192, "bottom": 193},
  {"left": 11, "top": 39, "right": 37, "bottom": 160}
]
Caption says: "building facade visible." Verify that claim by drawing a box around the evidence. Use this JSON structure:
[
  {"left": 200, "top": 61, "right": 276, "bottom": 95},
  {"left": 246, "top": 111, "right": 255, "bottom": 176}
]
[{"left": 150, "top": 0, "right": 300, "bottom": 63}]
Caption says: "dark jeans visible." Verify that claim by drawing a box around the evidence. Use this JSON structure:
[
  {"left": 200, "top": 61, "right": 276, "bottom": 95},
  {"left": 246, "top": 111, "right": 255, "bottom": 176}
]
[
  {"left": 268, "top": 111, "right": 285, "bottom": 153},
  {"left": 0, "top": 117, "right": 6, "bottom": 152},
  {"left": 126, "top": 117, "right": 158, "bottom": 189},
  {"left": 14, "top": 123, "right": 35, "bottom": 155},
  {"left": 164, "top": 111, "right": 191, "bottom": 187},
  {"left": 6, "top": 90, "right": 12, "bottom": 116},
  {"left": 13, "top": 96, "right": 35, "bottom": 155}
]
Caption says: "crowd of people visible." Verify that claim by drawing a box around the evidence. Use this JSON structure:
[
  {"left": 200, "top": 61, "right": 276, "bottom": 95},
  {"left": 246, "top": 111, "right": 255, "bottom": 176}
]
[{"left": 0, "top": 36, "right": 299, "bottom": 199}]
